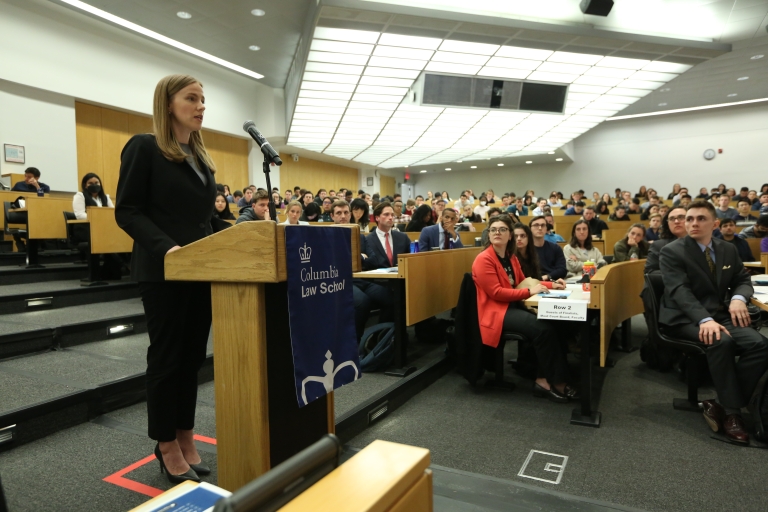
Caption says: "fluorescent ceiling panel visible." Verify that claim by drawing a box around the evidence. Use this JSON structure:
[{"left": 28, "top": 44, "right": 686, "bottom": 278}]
[
  {"left": 289, "top": 28, "right": 688, "bottom": 168},
  {"left": 314, "top": 27, "right": 380, "bottom": 44}
]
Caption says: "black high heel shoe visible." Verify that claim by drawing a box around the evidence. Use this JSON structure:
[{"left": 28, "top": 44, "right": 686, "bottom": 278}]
[
  {"left": 189, "top": 461, "right": 211, "bottom": 475},
  {"left": 154, "top": 443, "right": 200, "bottom": 484}
]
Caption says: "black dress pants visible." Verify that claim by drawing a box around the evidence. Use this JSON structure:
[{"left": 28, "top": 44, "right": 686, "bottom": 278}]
[
  {"left": 139, "top": 281, "right": 212, "bottom": 442},
  {"left": 665, "top": 313, "right": 768, "bottom": 409},
  {"left": 502, "top": 304, "right": 569, "bottom": 385}
]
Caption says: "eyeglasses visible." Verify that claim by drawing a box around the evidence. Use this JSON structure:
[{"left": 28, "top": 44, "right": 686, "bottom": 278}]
[
  {"left": 489, "top": 227, "right": 509, "bottom": 234},
  {"left": 530, "top": 223, "right": 547, "bottom": 229},
  {"left": 668, "top": 215, "right": 686, "bottom": 222}
]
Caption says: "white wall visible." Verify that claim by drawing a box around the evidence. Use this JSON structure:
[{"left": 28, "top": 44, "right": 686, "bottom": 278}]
[
  {"left": 0, "top": 80, "right": 77, "bottom": 191},
  {"left": 0, "top": 0, "right": 284, "bottom": 190},
  {"left": 412, "top": 102, "right": 768, "bottom": 199}
]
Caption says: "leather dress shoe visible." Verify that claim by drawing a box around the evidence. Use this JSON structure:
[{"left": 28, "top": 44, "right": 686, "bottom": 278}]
[
  {"left": 723, "top": 414, "right": 749, "bottom": 445},
  {"left": 701, "top": 400, "right": 725, "bottom": 433},
  {"left": 564, "top": 385, "right": 580, "bottom": 400},
  {"left": 533, "top": 383, "right": 569, "bottom": 404}
]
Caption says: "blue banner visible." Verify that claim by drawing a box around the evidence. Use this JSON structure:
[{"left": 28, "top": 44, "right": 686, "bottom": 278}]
[{"left": 285, "top": 226, "right": 360, "bottom": 407}]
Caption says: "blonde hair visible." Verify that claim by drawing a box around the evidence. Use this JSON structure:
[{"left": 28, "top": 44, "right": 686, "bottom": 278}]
[
  {"left": 153, "top": 74, "right": 216, "bottom": 173},
  {"left": 286, "top": 200, "right": 303, "bottom": 213}
]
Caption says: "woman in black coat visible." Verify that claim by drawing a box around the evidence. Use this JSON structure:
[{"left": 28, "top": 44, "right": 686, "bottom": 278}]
[{"left": 116, "top": 74, "right": 230, "bottom": 484}]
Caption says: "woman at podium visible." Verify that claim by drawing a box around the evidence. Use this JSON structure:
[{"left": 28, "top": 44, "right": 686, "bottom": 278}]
[{"left": 116, "top": 74, "right": 231, "bottom": 484}]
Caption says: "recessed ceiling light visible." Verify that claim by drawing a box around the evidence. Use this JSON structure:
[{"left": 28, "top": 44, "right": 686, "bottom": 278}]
[
  {"left": 251, "top": 9, "right": 266, "bottom": 16},
  {"left": 525, "top": 161, "right": 533, "bottom": 164},
  {"left": 249, "top": 45, "right": 260, "bottom": 51},
  {"left": 727, "top": 93, "right": 738, "bottom": 97},
  {"left": 497, "top": 163, "right": 504, "bottom": 166},
  {"left": 456, "top": 160, "right": 463, "bottom": 163},
  {"left": 658, "top": 103, "right": 667, "bottom": 106},
  {"left": 750, "top": 55, "right": 764, "bottom": 60},
  {"left": 547, "top": 151, "right": 555, "bottom": 154},
  {"left": 420, "top": 170, "right": 427, "bottom": 173},
  {"left": 445, "top": 168, "right": 451, "bottom": 171},
  {"left": 176, "top": 11, "right": 192, "bottom": 19},
  {"left": 660, "top": 88, "right": 671, "bottom": 92},
  {"left": 737, "top": 76, "right": 749, "bottom": 81},
  {"left": 470, "top": 165, "right": 477, "bottom": 169},
  {"left": 556, "top": 158, "right": 563, "bottom": 161}
]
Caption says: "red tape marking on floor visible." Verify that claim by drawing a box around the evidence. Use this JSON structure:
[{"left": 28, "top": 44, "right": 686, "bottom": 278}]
[{"left": 103, "top": 436, "right": 217, "bottom": 498}]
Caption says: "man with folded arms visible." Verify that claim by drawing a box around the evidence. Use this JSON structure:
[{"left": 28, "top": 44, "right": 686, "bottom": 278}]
[
  {"left": 529, "top": 216, "right": 567, "bottom": 282},
  {"left": 659, "top": 200, "right": 768, "bottom": 444}
]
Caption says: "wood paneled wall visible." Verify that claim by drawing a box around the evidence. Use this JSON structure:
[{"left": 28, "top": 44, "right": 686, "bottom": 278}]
[
  {"left": 75, "top": 102, "right": 248, "bottom": 198},
  {"left": 278, "top": 153, "right": 358, "bottom": 196},
  {"left": 380, "top": 175, "right": 396, "bottom": 198}
]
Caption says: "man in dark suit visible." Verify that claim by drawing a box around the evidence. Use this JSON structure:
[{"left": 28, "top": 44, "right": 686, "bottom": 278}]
[
  {"left": 418, "top": 208, "right": 463, "bottom": 252},
  {"left": 357, "top": 202, "right": 410, "bottom": 321},
  {"left": 659, "top": 200, "right": 768, "bottom": 444}
]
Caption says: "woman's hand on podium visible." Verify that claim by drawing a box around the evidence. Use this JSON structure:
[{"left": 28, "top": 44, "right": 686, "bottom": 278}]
[{"left": 166, "top": 245, "right": 182, "bottom": 255}]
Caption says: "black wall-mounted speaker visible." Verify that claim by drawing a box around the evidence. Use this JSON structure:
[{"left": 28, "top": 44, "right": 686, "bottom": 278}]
[{"left": 579, "top": 0, "right": 614, "bottom": 16}]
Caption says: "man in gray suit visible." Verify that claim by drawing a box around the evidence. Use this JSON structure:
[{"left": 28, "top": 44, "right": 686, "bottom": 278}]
[{"left": 659, "top": 200, "right": 768, "bottom": 444}]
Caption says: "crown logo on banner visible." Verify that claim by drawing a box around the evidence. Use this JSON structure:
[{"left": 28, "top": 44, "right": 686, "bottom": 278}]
[{"left": 299, "top": 243, "right": 312, "bottom": 264}]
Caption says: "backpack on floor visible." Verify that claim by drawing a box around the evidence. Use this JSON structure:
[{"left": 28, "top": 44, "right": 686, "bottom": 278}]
[{"left": 358, "top": 322, "right": 395, "bottom": 372}]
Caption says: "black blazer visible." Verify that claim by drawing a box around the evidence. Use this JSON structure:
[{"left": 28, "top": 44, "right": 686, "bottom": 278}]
[
  {"left": 116, "top": 134, "right": 230, "bottom": 282},
  {"left": 658, "top": 236, "right": 752, "bottom": 327},
  {"left": 365, "top": 229, "right": 410, "bottom": 269}
]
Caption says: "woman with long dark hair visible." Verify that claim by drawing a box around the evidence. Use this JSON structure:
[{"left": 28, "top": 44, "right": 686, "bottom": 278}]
[
  {"left": 405, "top": 204, "right": 434, "bottom": 232},
  {"left": 116, "top": 74, "right": 231, "bottom": 484},
  {"left": 594, "top": 200, "right": 610, "bottom": 216},
  {"left": 73, "top": 172, "right": 114, "bottom": 219},
  {"left": 562, "top": 220, "right": 606, "bottom": 275},
  {"left": 613, "top": 223, "right": 649, "bottom": 262},
  {"left": 512, "top": 223, "right": 542, "bottom": 280},
  {"left": 472, "top": 215, "right": 576, "bottom": 403},
  {"left": 349, "top": 198, "right": 370, "bottom": 233},
  {"left": 668, "top": 183, "right": 681, "bottom": 200},
  {"left": 213, "top": 191, "right": 235, "bottom": 220}
]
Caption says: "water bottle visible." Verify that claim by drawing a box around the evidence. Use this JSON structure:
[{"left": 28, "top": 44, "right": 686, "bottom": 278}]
[
  {"left": 449, "top": 240, "right": 454, "bottom": 250},
  {"left": 410, "top": 241, "right": 419, "bottom": 253},
  {"left": 37, "top": 187, "right": 44, "bottom": 197}
]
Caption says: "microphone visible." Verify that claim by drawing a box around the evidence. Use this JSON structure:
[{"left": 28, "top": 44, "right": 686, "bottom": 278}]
[{"left": 243, "top": 121, "right": 282, "bottom": 165}]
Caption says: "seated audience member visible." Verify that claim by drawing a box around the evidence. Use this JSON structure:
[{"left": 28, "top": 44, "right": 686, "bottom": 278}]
[
  {"left": 636, "top": 185, "right": 647, "bottom": 199},
  {"left": 719, "top": 218, "right": 754, "bottom": 262},
  {"left": 331, "top": 200, "right": 351, "bottom": 225},
  {"left": 548, "top": 193, "right": 563, "bottom": 208},
  {"left": 284, "top": 189, "right": 293, "bottom": 204},
  {"left": 613, "top": 223, "right": 649, "bottom": 262},
  {"left": 405, "top": 204, "right": 434, "bottom": 232},
  {"left": 500, "top": 194, "right": 512, "bottom": 210},
  {"left": 532, "top": 198, "right": 549, "bottom": 216},
  {"left": 328, "top": 190, "right": 337, "bottom": 198},
  {"left": 747, "top": 189, "right": 758, "bottom": 205},
  {"left": 460, "top": 204, "right": 482, "bottom": 224},
  {"left": 751, "top": 192, "right": 768, "bottom": 211},
  {"left": 725, "top": 187, "right": 737, "bottom": 198},
  {"left": 418, "top": 208, "right": 463, "bottom": 252},
  {"left": 640, "top": 204, "right": 659, "bottom": 221},
  {"left": 301, "top": 190, "right": 314, "bottom": 210},
  {"left": 292, "top": 186, "right": 302, "bottom": 200},
  {"left": 543, "top": 214, "right": 565, "bottom": 243},
  {"left": 392, "top": 199, "right": 411, "bottom": 225},
  {"left": 677, "top": 193, "right": 692, "bottom": 209},
  {"left": 592, "top": 191, "right": 600, "bottom": 202},
  {"left": 564, "top": 201, "right": 584, "bottom": 216},
  {"left": 658, "top": 204, "right": 670, "bottom": 218},
  {"left": 667, "top": 183, "right": 681, "bottom": 200},
  {"left": 486, "top": 189, "right": 499, "bottom": 204},
  {"left": 281, "top": 200, "right": 308, "bottom": 225},
  {"left": 73, "top": 172, "right": 114, "bottom": 219},
  {"left": 236, "top": 189, "right": 271, "bottom": 223},
  {"left": 696, "top": 187, "right": 710, "bottom": 199},
  {"left": 344, "top": 190, "right": 353, "bottom": 203},
  {"left": 214, "top": 191, "right": 235, "bottom": 221},
  {"left": 453, "top": 192, "right": 471, "bottom": 211},
  {"left": 414, "top": 195, "right": 424, "bottom": 207},
  {"left": 582, "top": 206, "right": 608, "bottom": 238},
  {"left": 237, "top": 188, "right": 254, "bottom": 207},
  {"left": 594, "top": 200, "right": 610, "bottom": 216},
  {"left": 222, "top": 185, "right": 233, "bottom": 203},
  {"left": 646, "top": 207, "right": 687, "bottom": 272},
  {"left": 738, "top": 213, "right": 768, "bottom": 239},
  {"left": 300, "top": 202, "right": 321, "bottom": 222},
  {"left": 480, "top": 207, "right": 504, "bottom": 245},
  {"left": 733, "top": 199, "right": 757, "bottom": 223},
  {"left": 404, "top": 198, "right": 416, "bottom": 217},
  {"left": 608, "top": 205, "right": 630, "bottom": 221},
  {"left": 645, "top": 213, "right": 662, "bottom": 242},
  {"left": 314, "top": 189, "right": 327, "bottom": 206},
  {"left": 271, "top": 191, "right": 285, "bottom": 209},
  {"left": 472, "top": 215, "right": 576, "bottom": 403},
  {"left": 233, "top": 190, "right": 243, "bottom": 204},
  {"left": 11, "top": 167, "right": 50, "bottom": 193},
  {"left": 715, "top": 194, "right": 737, "bottom": 220},
  {"left": 621, "top": 191, "right": 632, "bottom": 206},
  {"left": 350, "top": 198, "right": 370, "bottom": 233},
  {"left": 627, "top": 198, "right": 642, "bottom": 214},
  {"left": 659, "top": 200, "right": 768, "bottom": 444},
  {"left": 563, "top": 220, "right": 606, "bottom": 275},
  {"left": 474, "top": 193, "right": 491, "bottom": 220},
  {"left": 529, "top": 216, "right": 567, "bottom": 281},
  {"left": 319, "top": 196, "right": 333, "bottom": 222},
  {"left": 601, "top": 192, "right": 613, "bottom": 205},
  {"left": 432, "top": 198, "right": 446, "bottom": 223}
]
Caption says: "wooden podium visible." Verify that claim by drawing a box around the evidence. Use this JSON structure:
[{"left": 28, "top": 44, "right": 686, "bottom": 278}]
[{"left": 164, "top": 222, "right": 360, "bottom": 491}]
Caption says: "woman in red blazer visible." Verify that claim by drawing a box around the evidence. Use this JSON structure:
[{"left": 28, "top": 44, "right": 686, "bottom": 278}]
[{"left": 472, "top": 215, "right": 578, "bottom": 403}]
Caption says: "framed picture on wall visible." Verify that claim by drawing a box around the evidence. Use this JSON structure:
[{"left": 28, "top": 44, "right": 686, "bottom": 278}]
[
  {"left": 366, "top": 177, "right": 373, "bottom": 186},
  {"left": 4, "top": 144, "right": 25, "bottom": 164}
]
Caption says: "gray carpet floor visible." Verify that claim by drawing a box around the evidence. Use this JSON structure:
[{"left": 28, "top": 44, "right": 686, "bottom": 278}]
[
  {"left": 0, "top": 298, "right": 144, "bottom": 331},
  {"left": 0, "top": 279, "right": 125, "bottom": 297}
]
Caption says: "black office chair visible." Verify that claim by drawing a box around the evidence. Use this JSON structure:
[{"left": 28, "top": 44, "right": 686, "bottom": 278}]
[
  {"left": 455, "top": 272, "right": 520, "bottom": 390},
  {"left": 63, "top": 211, "right": 89, "bottom": 261},
  {"left": 642, "top": 273, "right": 708, "bottom": 411},
  {"left": 3, "top": 201, "right": 27, "bottom": 251}
]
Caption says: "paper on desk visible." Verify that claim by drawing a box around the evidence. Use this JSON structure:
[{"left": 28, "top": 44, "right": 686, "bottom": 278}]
[
  {"left": 368, "top": 267, "right": 398, "bottom": 273},
  {"left": 541, "top": 290, "right": 572, "bottom": 298}
]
